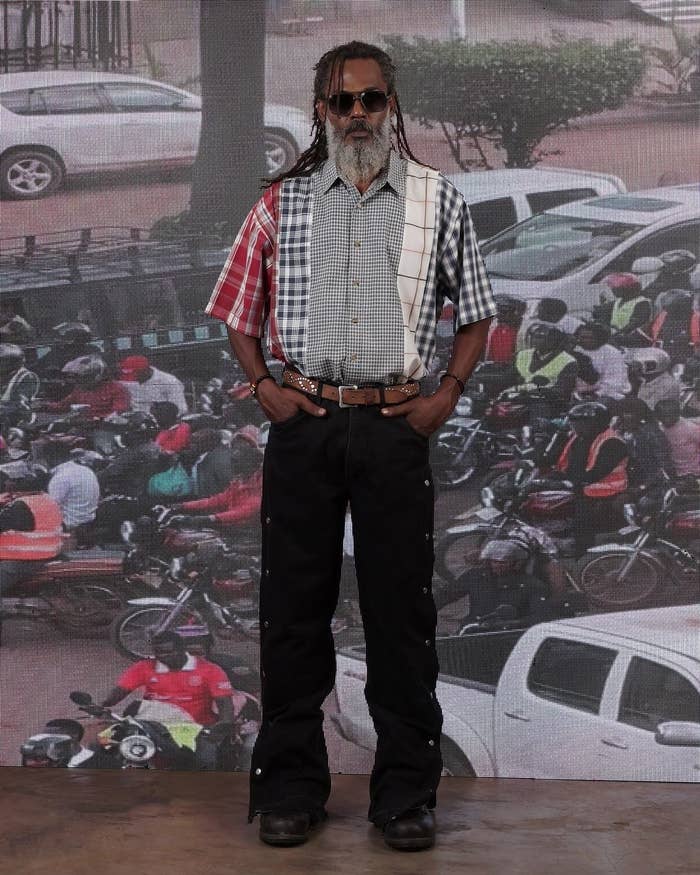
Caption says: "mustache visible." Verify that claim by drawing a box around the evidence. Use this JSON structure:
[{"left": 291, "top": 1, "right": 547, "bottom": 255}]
[{"left": 346, "top": 123, "right": 372, "bottom": 134}]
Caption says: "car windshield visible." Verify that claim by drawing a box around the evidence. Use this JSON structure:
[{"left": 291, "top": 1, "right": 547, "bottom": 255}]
[{"left": 480, "top": 212, "right": 644, "bottom": 281}]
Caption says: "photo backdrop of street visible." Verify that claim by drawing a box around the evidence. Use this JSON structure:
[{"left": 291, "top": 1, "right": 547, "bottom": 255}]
[{"left": 1, "top": 0, "right": 699, "bottom": 779}]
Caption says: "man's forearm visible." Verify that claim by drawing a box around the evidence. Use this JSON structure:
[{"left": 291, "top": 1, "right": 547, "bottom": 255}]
[
  {"left": 226, "top": 327, "right": 270, "bottom": 383},
  {"left": 439, "top": 318, "right": 493, "bottom": 394}
]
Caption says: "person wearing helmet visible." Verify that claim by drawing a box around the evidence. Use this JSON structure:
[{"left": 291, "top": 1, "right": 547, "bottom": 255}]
[
  {"left": 574, "top": 321, "right": 631, "bottom": 403},
  {"left": 118, "top": 355, "right": 188, "bottom": 417},
  {"left": 514, "top": 322, "right": 578, "bottom": 404},
  {"left": 98, "top": 412, "right": 173, "bottom": 504},
  {"left": 43, "top": 355, "right": 131, "bottom": 418},
  {"left": 0, "top": 302, "right": 34, "bottom": 342},
  {"left": 649, "top": 290, "right": 699, "bottom": 363},
  {"left": 483, "top": 295, "right": 526, "bottom": 364},
  {"left": 552, "top": 401, "right": 629, "bottom": 556},
  {"left": 33, "top": 323, "right": 105, "bottom": 396},
  {"left": 0, "top": 343, "right": 40, "bottom": 409},
  {"left": 617, "top": 397, "right": 673, "bottom": 489},
  {"left": 627, "top": 348, "right": 682, "bottom": 412},
  {"left": 0, "top": 465, "right": 63, "bottom": 613},
  {"left": 598, "top": 273, "right": 652, "bottom": 346}
]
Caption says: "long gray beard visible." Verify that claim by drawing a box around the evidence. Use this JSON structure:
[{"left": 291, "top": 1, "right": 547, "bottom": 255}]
[{"left": 325, "top": 114, "right": 393, "bottom": 186}]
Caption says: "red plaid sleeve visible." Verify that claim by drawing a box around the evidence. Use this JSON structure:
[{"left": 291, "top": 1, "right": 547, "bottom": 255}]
[{"left": 205, "top": 183, "right": 278, "bottom": 337}]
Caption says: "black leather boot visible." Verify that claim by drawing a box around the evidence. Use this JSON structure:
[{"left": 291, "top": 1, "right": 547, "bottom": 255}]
[
  {"left": 258, "top": 810, "right": 324, "bottom": 846},
  {"left": 381, "top": 805, "right": 436, "bottom": 851}
]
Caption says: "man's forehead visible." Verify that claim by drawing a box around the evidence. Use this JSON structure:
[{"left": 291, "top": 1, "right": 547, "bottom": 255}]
[{"left": 328, "top": 57, "right": 386, "bottom": 91}]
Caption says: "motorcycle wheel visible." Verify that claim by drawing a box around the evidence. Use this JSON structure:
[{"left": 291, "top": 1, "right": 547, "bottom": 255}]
[
  {"left": 434, "top": 532, "right": 484, "bottom": 584},
  {"left": 111, "top": 606, "right": 208, "bottom": 660},
  {"left": 434, "top": 448, "right": 479, "bottom": 490},
  {"left": 50, "top": 582, "right": 125, "bottom": 638},
  {"left": 577, "top": 552, "right": 661, "bottom": 609}
]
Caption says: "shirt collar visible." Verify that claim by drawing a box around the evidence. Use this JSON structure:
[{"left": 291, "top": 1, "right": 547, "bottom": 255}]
[
  {"left": 154, "top": 652, "right": 196, "bottom": 673},
  {"left": 319, "top": 148, "right": 404, "bottom": 196}
]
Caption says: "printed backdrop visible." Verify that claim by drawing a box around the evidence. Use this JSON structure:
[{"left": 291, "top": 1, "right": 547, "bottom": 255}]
[{"left": 1, "top": 0, "right": 699, "bottom": 779}]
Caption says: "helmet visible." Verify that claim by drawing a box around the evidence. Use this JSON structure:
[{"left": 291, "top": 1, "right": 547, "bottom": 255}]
[
  {"left": 0, "top": 343, "right": 25, "bottom": 370},
  {"left": 52, "top": 321, "right": 93, "bottom": 342},
  {"left": 567, "top": 401, "right": 612, "bottom": 430},
  {"left": 494, "top": 294, "right": 527, "bottom": 317},
  {"left": 658, "top": 249, "right": 696, "bottom": 275},
  {"left": 123, "top": 411, "right": 158, "bottom": 441},
  {"left": 528, "top": 322, "right": 567, "bottom": 351},
  {"left": 61, "top": 354, "right": 107, "bottom": 383},
  {"left": 479, "top": 538, "right": 529, "bottom": 564},
  {"left": 604, "top": 272, "right": 642, "bottom": 294},
  {"left": 625, "top": 347, "right": 671, "bottom": 379}
]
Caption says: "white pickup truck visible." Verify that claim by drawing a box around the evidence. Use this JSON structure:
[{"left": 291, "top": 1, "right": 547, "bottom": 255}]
[{"left": 333, "top": 606, "right": 700, "bottom": 782}]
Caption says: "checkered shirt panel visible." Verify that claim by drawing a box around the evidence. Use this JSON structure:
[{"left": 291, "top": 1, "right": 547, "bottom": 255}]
[{"left": 205, "top": 151, "right": 497, "bottom": 384}]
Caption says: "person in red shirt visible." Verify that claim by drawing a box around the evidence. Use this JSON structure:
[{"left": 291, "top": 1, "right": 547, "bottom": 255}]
[
  {"left": 45, "top": 355, "right": 130, "bottom": 417},
  {"left": 151, "top": 401, "right": 192, "bottom": 453},
  {"left": 99, "top": 631, "right": 240, "bottom": 727},
  {"left": 484, "top": 295, "right": 526, "bottom": 364}
]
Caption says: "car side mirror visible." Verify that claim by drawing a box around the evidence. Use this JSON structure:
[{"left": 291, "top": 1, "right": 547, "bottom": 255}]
[{"left": 654, "top": 721, "right": 700, "bottom": 747}]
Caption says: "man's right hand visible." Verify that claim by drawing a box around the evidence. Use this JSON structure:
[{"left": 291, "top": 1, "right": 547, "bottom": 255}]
[{"left": 255, "top": 380, "right": 326, "bottom": 424}]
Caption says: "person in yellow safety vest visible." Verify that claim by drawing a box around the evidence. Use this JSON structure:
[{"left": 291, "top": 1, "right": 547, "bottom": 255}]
[
  {"left": 599, "top": 273, "right": 652, "bottom": 347},
  {"left": 0, "top": 466, "right": 64, "bottom": 608},
  {"left": 514, "top": 322, "right": 578, "bottom": 403},
  {"left": 552, "top": 401, "right": 629, "bottom": 557},
  {"left": 649, "top": 290, "right": 700, "bottom": 362}
]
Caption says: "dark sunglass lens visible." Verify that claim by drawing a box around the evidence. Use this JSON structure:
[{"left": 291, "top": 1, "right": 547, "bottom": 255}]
[
  {"left": 329, "top": 93, "right": 354, "bottom": 115},
  {"left": 362, "top": 90, "right": 387, "bottom": 112}
]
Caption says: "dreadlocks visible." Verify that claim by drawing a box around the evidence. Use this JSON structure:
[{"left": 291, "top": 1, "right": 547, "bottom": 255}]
[{"left": 260, "top": 40, "right": 436, "bottom": 189}]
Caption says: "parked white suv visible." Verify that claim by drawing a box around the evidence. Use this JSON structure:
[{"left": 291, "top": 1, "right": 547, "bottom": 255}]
[
  {"left": 448, "top": 166, "right": 626, "bottom": 242},
  {"left": 0, "top": 71, "right": 312, "bottom": 199}
]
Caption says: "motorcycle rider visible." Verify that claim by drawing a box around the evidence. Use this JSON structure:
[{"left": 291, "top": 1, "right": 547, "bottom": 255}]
[
  {"left": 173, "top": 625, "right": 251, "bottom": 714},
  {"left": 628, "top": 348, "right": 682, "bottom": 412},
  {"left": 649, "top": 289, "right": 700, "bottom": 362},
  {"left": 98, "top": 630, "right": 239, "bottom": 729},
  {"left": 0, "top": 344, "right": 40, "bottom": 410},
  {"left": 171, "top": 462, "right": 263, "bottom": 530},
  {"left": 512, "top": 323, "right": 578, "bottom": 426},
  {"left": 617, "top": 397, "right": 674, "bottom": 490},
  {"left": 152, "top": 401, "right": 192, "bottom": 454},
  {"left": 655, "top": 400, "right": 700, "bottom": 478},
  {"left": 483, "top": 295, "right": 526, "bottom": 364},
  {"left": 98, "top": 412, "right": 173, "bottom": 506},
  {"left": 34, "top": 322, "right": 104, "bottom": 384},
  {"left": 0, "top": 302, "right": 34, "bottom": 342},
  {"left": 597, "top": 273, "right": 652, "bottom": 347},
  {"left": 118, "top": 355, "right": 188, "bottom": 417},
  {"left": 0, "top": 466, "right": 63, "bottom": 607},
  {"left": 573, "top": 321, "right": 631, "bottom": 405},
  {"left": 42, "top": 439, "right": 100, "bottom": 534},
  {"left": 44, "top": 355, "right": 131, "bottom": 417},
  {"left": 551, "top": 401, "right": 629, "bottom": 557}
]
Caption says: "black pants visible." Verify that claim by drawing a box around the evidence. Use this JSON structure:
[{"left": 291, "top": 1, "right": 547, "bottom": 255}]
[{"left": 248, "top": 394, "right": 443, "bottom": 828}]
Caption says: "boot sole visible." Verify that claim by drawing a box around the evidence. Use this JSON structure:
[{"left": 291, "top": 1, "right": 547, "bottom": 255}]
[
  {"left": 259, "top": 830, "right": 310, "bottom": 846},
  {"left": 384, "top": 834, "right": 435, "bottom": 850}
]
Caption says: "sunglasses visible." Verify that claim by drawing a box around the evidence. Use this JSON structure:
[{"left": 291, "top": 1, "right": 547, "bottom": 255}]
[{"left": 325, "top": 89, "right": 391, "bottom": 116}]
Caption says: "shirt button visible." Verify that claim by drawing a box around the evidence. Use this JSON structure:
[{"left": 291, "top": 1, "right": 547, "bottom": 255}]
[
  {"left": 354, "top": 241, "right": 361, "bottom": 247},
  {"left": 351, "top": 317, "right": 359, "bottom": 324},
  {"left": 352, "top": 281, "right": 359, "bottom": 287},
  {"left": 350, "top": 354, "right": 358, "bottom": 362}
]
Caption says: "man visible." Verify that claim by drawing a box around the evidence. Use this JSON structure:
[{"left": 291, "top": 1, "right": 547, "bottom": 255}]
[
  {"left": 45, "top": 355, "right": 131, "bottom": 417},
  {"left": 655, "top": 400, "right": 700, "bottom": 478},
  {"left": 617, "top": 397, "right": 673, "bottom": 489},
  {"left": 99, "top": 631, "right": 238, "bottom": 729},
  {"left": 483, "top": 295, "right": 525, "bottom": 363},
  {"left": 630, "top": 348, "right": 682, "bottom": 412},
  {"left": 98, "top": 412, "right": 172, "bottom": 505},
  {"left": 0, "top": 344, "right": 40, "bottom": 409},
  {"left": 552, "top": 401, "right": 629, "bottom": 556},
  {"left": 43, "top": 440, "right": 100, "bottom": 532},
  {"left": 119, "top": 355, "right": 188, "bottom": 416},
  {"left": 205, "top": 41, "right": 495, "bottom": 850},
  {"left": 597, "top": 273, "right": 652, "bottom": 346},
  {"left": 573, "top": 321, "right": 631, "bottom": 404},
  {"left": 0, "top": 302, "right": 34, "bottom": 342}
]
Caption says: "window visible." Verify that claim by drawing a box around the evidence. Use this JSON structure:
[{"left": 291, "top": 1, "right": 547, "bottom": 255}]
[
  {"left": 38, "top": 85, "right": 105, "bottom": 114},
  {"left": 618, "top": 657, "right": 700, "bottom": 732},
  {"left": 527, "top": 637, "right": 617, "bottom": 714},
  {"left": 102, "top": 84, "right": 196, "bottom": 112},
  {"left": 526, "top": 188, "right": 597, "bottom": 214},
  {"left": 468, "top": 198, "right": 518, "bottom": 241},
  {"left": 0, "top": 89, "right": 46, "bottom": 115},
  {"left": 592, "top": 221, "right": 700, "bottom": 280}
]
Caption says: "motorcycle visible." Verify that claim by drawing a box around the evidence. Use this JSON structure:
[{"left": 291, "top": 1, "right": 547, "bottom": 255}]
[
  {"left": 111, "top": 539, "right": 261, "bottom": 660},
  {"left": 578, "top": 483, "right": 700, "bottom": 610},
  {"left": 455, "top": 590, "right": 589, "bottom": 636}
]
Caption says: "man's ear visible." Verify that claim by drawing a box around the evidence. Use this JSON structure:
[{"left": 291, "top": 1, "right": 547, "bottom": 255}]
[{"left": 315, "top": 99, "right": 326, "bottom": 124}]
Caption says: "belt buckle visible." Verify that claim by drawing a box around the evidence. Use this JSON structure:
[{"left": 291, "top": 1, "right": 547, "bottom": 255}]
[{"left": 337, "top": 384, "right": 359, "bottom": 408}]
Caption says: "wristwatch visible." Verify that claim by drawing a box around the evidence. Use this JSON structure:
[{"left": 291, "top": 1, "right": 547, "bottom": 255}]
[{"left": 249, "top": 373, "right": 275, "bottom": 398}]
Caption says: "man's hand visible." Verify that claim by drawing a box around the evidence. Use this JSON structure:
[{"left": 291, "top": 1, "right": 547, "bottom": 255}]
[
  {"left": 380, "top": 380, "right": 461, "bottom": 437},
  {"left": 256, "top": 380, "right": 327, "bottom": 424}
]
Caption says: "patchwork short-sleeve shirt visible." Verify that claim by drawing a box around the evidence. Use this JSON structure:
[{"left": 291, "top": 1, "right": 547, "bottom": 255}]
[{"left": 205, "top": 149, "right": 496, "bottom": 385}]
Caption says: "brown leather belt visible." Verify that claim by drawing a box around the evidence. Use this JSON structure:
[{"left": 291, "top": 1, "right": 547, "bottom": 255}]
[{"left": 282, "top": 368, "right": 420, "bottom": 407}]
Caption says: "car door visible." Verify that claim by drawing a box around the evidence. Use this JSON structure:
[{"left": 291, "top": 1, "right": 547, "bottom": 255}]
[
  {"left": 494, "top": 635, "right": 620, "bottom": 778},
  {"left": 594, "top": 653, "right": 700, "bottom": 782},
  {"left": 98, "top": 82, "right": 201, "bottom": 166},
  {"left": 591, "top": 220, "right": 700, "bottom": 284}
]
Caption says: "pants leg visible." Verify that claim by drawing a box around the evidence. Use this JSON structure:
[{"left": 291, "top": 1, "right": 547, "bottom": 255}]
[
  {"left": 247, "top": 399, "right": 348, "bottom": 822},
  {"left": 347, "top": 405, "right": 444, "bottom": 828}
]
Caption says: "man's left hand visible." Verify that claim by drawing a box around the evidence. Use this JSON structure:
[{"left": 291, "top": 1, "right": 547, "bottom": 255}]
[{"left": 380, "top": 383, "right": 459, "bottom": 438}]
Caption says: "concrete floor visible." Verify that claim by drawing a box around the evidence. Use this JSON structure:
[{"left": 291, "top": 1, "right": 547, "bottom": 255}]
[{"left": 0, "top": 771, "right": 697, "bottom": 875}]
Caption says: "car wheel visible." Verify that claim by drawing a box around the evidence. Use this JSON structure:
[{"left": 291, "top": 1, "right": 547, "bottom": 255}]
[
  {"left": 0, "top": 149, "right": 64, "bottom": 199},
  {"left": 264, "top": 129, "right": 298, "bottom": 176}
]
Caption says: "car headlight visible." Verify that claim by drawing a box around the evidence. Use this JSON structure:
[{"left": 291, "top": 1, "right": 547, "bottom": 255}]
[{"left": 119, "top": 734, "right": 156, "bottom": 764}]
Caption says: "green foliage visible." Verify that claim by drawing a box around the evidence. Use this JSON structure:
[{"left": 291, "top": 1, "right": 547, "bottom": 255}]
[
  {"left": 381, "top": 33, "right": 647, "bottom": 169},
  {"left": 641, "top": 26, "right": 700, "bottom": 96}
]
